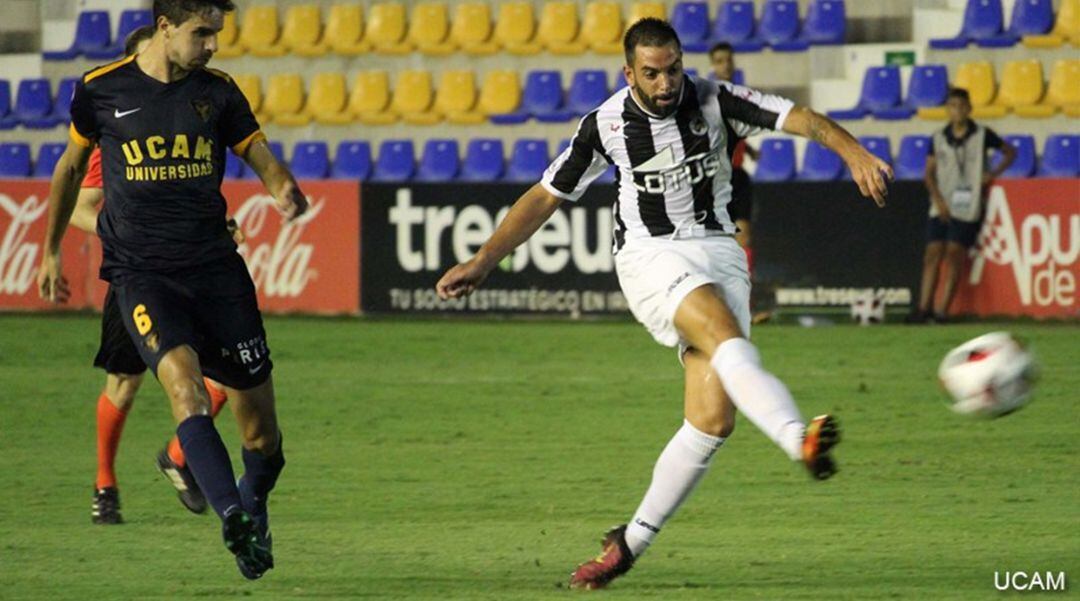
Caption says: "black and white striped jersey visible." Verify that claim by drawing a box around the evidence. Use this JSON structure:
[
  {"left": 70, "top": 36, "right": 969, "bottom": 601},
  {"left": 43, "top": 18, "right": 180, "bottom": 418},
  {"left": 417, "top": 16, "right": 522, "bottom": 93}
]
[{"left": 540, "top": 75, "right": 794, "bottom": 252}]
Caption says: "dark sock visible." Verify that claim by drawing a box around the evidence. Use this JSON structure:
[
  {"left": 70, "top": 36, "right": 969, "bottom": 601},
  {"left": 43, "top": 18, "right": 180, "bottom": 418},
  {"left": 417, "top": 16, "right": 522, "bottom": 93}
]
[
  {"left": 176, "top": 415, "right": 242, "bottom": 519},
  {"left": 239, "top": 433, "right": 285, "bottom": 514}
]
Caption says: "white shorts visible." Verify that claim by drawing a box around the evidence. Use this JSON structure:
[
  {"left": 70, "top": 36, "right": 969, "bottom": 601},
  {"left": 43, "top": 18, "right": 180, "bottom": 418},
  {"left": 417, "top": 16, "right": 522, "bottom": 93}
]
[{"left": 615, "top": 235, "right": 751, "bottom": 349}]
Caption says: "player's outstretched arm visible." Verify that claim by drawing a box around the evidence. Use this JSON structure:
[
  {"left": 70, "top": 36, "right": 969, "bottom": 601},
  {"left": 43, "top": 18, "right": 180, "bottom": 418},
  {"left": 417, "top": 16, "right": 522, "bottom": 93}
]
[
  {"left": 38, "top": 139, "right": 93, "bottom": 303},
  {"left": 243, "top": 139, "right": 309, "bottom": 222},
  {"left": 436, "top": 183, "right": 563, "bottom": 299},
  {"left": 782, "top": 107, "right": 893, "bottom": 206}
]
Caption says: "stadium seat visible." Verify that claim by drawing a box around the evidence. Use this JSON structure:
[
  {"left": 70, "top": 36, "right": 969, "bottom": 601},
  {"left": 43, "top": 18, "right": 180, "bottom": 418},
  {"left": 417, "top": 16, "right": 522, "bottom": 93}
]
[
  {"left": 0, "top": 143, "right": 31, "bottom": 177},
  {"left": 241, "top": 142, "right": 284, "bottom": 179},
  {"left": 828, "top": 66, "right": 903, "bottom": 120},
  {"left": 372, "top": 140, "right": 416, "bottom": 182},
  {"left": 1016, "top": 59, "right": 1080, "bottom": 117},
  {"left": 1038, "top": 134, "right": 1079, "bottom": 177},
  {"left": 857, "top": 136, "right": 893, "bottom": 168},
  {"left": 367, "top": 2, "right": 414, "bottom": 54},
  {"left": 306, "top": 73, "right": 351, "bottom": 125},
  {"left": 995, "top": 59, "right": 1045, "bottom": 114},
  {"left": 567, "top": 70, "right": 609, "bottom": 116},
  {"left": 899, "top": 65, "right": 949, "bottom": 116},
  {"left": 262, "top": 74, "right": 308, "bottom": 126},
  {"left": 239, "top": 5, "right": 286, "bottom": 57},
  {"left": 233, "top": 74, "right": 263, "bottom": 115},
  {"left": 710, "top": 1, "right": 765, "bottom": 52},
  {"left": 291, "top": 141, "right": 331, "bottom": 179},
  {"left": 1023, "top": 0, "right": 1080, "bottom": 47},
  {"left": 799, "top": 0, "right": 845, "bottom": 45},
  {"left": 416, "top": 139, "right": 461, "bottom": 181},
  {"left": 282, "top": 4, "right": 327, "bottom": 57},
  {"left": 44, "top": 11, "right": 110, "bottom": 61},
  {"left": 48, "top": 77, "right": 79, "bottom": 125},
  {"left": 349, "top": 71, "right": 397, "bottom": 125},
  {"left": 14, "top": 79, "right": 58, "bottom": 129},
  {"left": 628, "top": 3, "right": 667, "bottom": 27},
  {"left": 976, "top": 0, "right": 1054, "bottom": 47},
  {"left": 994, "top": 135, "right": 1037, "bottom": 178},
  {"left": 33, "top": 143, "right": 66, "bottom": 178},
  {"left": 481, "top": 70, "right": 524, "bottom": 123},
  {"left": 539, "top": 2, "right": 586, "bottom": 54},
  {"left": 522, "top": 71, "right": 572, "bottom": 123},
  {"left": 0, "top": 81, "right": 15, "bottom": 130},
  {"left": 392, "top": 70, "right": 441, "bottom": 125},
  {"left": 435, "top": 70, "right": 484, "bottom": 125},
  {"left": 797, "top": 141, "right": 844, "bottom": 180},
  {"left": 86, "top": 9, "right": 152, "bottom": 59},
  {"left": 224, "top": 150, "right": 244, "bottom": 179},
  {"left": 332, "top": 140, "right": 373, "bottom": 180},
  {"left": 672, "top": 2, "right": 711, "bottom": 53},
  {"left": 930, "top": 0, "right": 1005, "bottom": 49},
  {"left": 451, "top": 2, "right": 497, "bottom": 55},
  {"left": 325, "top": 4, "right": 370, "bottom": 55},
  {"left": 410, "top": 2, "right": 456, "bottom": 55},
  {"left": 755, "top": 0, "right": 809, "bottom": 52},
  {"left": 216, "top": 11, "right": 243, "bottom": 58},
  {"left": 495, "top": 2, "right": 540, "bottom": 54},
  {"left": 582, "top": 2, "right": 623, "bottom": 54},
  {"left": 505, "top": 139, "right": 550, "bottom": 182},
  {"left": 894, "top": 135, "right": 932, "bottom": 180},
  {"left": 461, "top": 139, "right": 505, "bottom": 181},
  {"left": 919, "top": 61, "right": 1003, "bottom": 120},
  {"left": 754, "top": 138, "right": 797, "bottom": 181}
]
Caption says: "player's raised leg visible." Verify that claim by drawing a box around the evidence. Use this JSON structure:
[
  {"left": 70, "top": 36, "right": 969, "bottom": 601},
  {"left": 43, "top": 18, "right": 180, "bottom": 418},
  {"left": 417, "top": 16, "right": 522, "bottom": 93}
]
[
  {"left": 157, "top": 377, "right": 228, "bottom": 514},
  {"left": 92, "top": 372, "right": 142, "bottom": 524}
]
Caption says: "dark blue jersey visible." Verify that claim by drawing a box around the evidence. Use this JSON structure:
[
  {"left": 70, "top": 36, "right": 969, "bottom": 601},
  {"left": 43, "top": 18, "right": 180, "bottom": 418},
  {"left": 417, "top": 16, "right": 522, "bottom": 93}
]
[{"left": 69, "top": 56, "right": 264, "bottom": 280}]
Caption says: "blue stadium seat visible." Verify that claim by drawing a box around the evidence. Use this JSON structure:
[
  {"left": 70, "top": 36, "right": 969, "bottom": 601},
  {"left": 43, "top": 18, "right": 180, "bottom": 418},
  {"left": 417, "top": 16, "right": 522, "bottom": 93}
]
[
  {"left": 755, "top": 0, "right": 809, "bottom": 52},
  {"left": 684, "top": 68, "right": 699, "bottom": 80},
  {"left": 0, "top": 143, "right": 32, "bottom": 177},
  {"left": 710, "top": 1, "right": 764, "bottom": 52},
  {"left": 0, "top": 81, "right": 15, "bottom": 130},
  {"left": 223, "top": 150, "right": 244, "bottom": 179},
  {"left": 1038, "top": 134, "right": 1079, "bottom": 177},
  {"left": 754, "top": 138, "right": 796, "bottom": 181},
  {"left": 1005, "top": 0, "right": 1054, "bottom": 36},
  {"left": 86, "top": 9, "right": 153, "bottom": 59},
  {"left": 994, "top": 135, "right": 1036, "bottom": 179},
  {"left": 241, "top": 141, "right": 284, "bottom": 179},
  {"left": 731, "top": 68, "right": 745, "bottom": 86},
  {"left": 672, "top": 2, "right": 712, "bottom": 53},
  {"left": 416, "top": 139, "right": 460, "bottom": 182},
  {"left": 44, "top": 11, "right": 111, "bottom": 60},
  {"left": 49, "top": 77, "right": 79, "bottom": 124},
  {"left": 596, "top": 165, "right": 616, "bottom": 183},
  {"left": 797, "top": 141, "right": 844, "bottom": 180},
  {"left": 828, "top": 66, "right": 902, "bottom": 120},
  {"left": 291, "top": 141, "right": 331, "bottom": 179},
  {"left": 556, "top": 138, "right": 571, "bottom": 157},
  {"left": 372, "top": 140, "right": 416, "bottom": 182},
  {"left": 857, "top": 136, "right": 893, "bottom": 169},
  {"left": 523, "top": 71, "right": 572, "bottom": 123},
  {"left": 612, "top": 69, "right": 628, "bottom": 91},
  {"left": 460, "top": 139, "right": 505, "bottom": 182},
  {"left": 331, "top": 141, "right": 373, "bottom": 180},
  {"left": 930, "top": 0, "right": 1005, "bottom": 49},
  {"left": 799, "top": 0, "right": 845, "bottom": 45},
  {"left": 896, "top": 65, "right": 949, "bottom": 117},
  {"left": 34, "top": 143, "right": 66, "bottom": 178},
  {"left": 14, "top": 79, "right": 59, "bottom": 129},
  {"left": 505, "top": 139, "right": 550, "bottom": 183},
  {"left": 895, "top": 135, "right": 932, "bottom": 180},
  {"left": 567, "top": 70, "right": 609, "bottom": 116}
]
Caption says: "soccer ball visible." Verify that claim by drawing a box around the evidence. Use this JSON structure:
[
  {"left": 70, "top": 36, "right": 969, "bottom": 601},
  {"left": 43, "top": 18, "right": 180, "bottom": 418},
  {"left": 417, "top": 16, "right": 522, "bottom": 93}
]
[
  {"left": 850, "top": 293, "right": 885, "bottom": 326},
  {"left": 938, "top": 332, "right": 1037, "bottom": 418}
]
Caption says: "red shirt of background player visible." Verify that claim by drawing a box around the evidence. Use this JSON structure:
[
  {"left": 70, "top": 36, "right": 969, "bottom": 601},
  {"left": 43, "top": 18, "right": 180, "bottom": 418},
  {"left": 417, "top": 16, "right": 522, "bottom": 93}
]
[{"left": 82, "top": 147, "right": 103, "bottom": 188}]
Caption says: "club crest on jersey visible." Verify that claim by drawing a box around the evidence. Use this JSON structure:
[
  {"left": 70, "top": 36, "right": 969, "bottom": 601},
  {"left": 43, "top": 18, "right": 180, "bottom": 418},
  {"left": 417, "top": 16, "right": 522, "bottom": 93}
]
[
  {"left": 191, "top": 99, "right": 212, "bottom": 123},
  {"left": 689, "top": 115, "right": 708, "bottom": 136}
]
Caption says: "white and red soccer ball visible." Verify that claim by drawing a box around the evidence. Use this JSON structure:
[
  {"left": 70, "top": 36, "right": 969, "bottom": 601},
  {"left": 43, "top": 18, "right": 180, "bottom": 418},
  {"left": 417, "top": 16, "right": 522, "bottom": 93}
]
[{"left": 938, "top": 332, "right": 1037, "bottom": 418}]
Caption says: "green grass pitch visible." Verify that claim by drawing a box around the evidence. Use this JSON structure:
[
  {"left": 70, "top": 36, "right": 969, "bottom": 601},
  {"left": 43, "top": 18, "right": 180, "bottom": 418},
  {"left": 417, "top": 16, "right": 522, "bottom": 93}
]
[{"left": 0, "top": 315, "right": 1076, "bottom": 600}]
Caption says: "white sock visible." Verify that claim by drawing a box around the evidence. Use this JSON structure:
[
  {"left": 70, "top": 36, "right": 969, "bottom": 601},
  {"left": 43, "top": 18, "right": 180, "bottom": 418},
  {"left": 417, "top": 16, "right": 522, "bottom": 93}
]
[
  {"left": 710, "top": 338, "right": 805, "bottom": 461},
  {"left": 624, "top": 420, "right": 724, "bottom": 557}
]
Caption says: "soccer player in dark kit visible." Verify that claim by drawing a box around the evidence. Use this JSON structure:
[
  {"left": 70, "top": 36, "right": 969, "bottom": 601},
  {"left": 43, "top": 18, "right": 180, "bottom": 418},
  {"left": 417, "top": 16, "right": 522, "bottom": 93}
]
[{"left": 38, "top": 0, "right": 307, "bottom": 580}]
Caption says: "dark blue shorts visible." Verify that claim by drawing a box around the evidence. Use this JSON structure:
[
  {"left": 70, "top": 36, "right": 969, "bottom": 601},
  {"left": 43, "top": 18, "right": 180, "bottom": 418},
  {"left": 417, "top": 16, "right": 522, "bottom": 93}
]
[
  {"left": 93, "top": 286, "right": 147, "bottom": 375},
  {"left": 111, "top": 253, "right": 272, "bottom": 390},
  {"left": 927, "top": 216, "right": 981, "bottom": 248}
]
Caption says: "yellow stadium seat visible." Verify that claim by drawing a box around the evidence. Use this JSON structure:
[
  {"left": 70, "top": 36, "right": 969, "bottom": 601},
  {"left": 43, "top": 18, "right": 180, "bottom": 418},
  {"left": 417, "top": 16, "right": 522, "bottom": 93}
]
[
  {"left": 367, "top": 3, "right": 414, "bottom": 54},
  {"left": 995, "top": 60, "right": 1045, "bottom": 117},
  {"left": 1023, "top": 0, "right": 1080, "bottom": 48},
  {"left": 325, "top": 4, "right": 370, "bottom": 55},
  {"left": 451, "top": 3, "right": 497, "bottom": 55},
  {"left": 628, "top": 2, "right": 667, "bottom": 28},
  {"left": 1043, "top": 59, "right": 1080, "bottom": 116},
  {"left": 281, "top": 4, "right": 327, "bottom": 57},
  {"left": 393, "top": 70, "right": 441, "bottom": 125},
  {"left": 410, "top": 2, "right": 456, "bottom": 55},
  {"left": 494, "top": 2, "right": 540, "bottom": 55},
  {"left": 263, "top": 74, "right": 308, "bottom": 126},
  {"left": 538, "top": 2, "right": 586, "bottom": 54},
  {"left": 216, "top": 11, "right": 243, "bottom": 58},
  {"left": 348, "top": 71, "right": 397, "bottom": 125},
  {"left": 959, "top": 61, "right": 1007, "bottom": 118},
  {"left": 582, "top": 2, "right": 624, "bottom": 54},
  {"left": 305, "top": 73, "right": 351, "bottom": 124},
  {"left": 239, "top": 5, "right": 285, "bottom": 57},
  {"left": 478, "top": 70, "right": 521, "bottom": 116},
  {"left": 232, "top": 74, "right": 263, "bottom": 116},
  {"left": 435, "top": 70, "right": 484, "bottom": 124}
]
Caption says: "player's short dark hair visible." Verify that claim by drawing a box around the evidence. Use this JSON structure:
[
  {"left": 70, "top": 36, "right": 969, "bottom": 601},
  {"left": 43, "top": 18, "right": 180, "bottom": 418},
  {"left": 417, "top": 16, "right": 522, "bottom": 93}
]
[
  {"left": 709, "top": 42, "right": 734, "bottom": 56},
  {"left": 154, "top": 0, "right": 235, "bottom": 27},
  {"left": 124, "top": 25, "right": 155, "bottom": 56},
  {"left": 948, "top": 88, "right": 972, "bottom": 103},
  {"left": 624, "top": 18, "right": 681, "bottom": 65}
]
